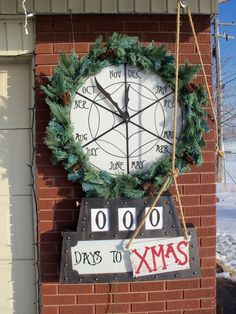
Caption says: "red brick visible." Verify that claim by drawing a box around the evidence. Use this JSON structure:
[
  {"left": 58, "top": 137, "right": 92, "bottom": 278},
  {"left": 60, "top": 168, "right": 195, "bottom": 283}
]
[
  {"left": 53, "top": 43, "right": 89, "bottom": 53},
  {"left": 180, "top": 54, "right": 212, "bottom": 64},
  {"left": 201, "top": 214, "right": 216, "bottom": 225},
  {"left": 184, "top": 310, "right": 215, "bottom": 314},
  {"left": 41, "top": 253, "right": 61, "bottom": 264},
  {"left": 41, "top": 263, "right": 59, "bottom": 275},
  {"left": 78, "top": 294, "right": 110, "bottom": 304},
  {"left": 41, "top": 273, "right": 59, "bottom": 282},
  {"left": 41, "top": 285, "right": 58, "bottom": 295},
  {"left": 143, "top": 32, "right": 176, "bottom": 42},
  {"left": 39, "top": 210, "right": 54, "bottom": 220},
  {"left": 149, "top": 290, "right": 183, "bottom": 301},
  {"left": 54, "top": 210, "right": 74, "bottom": 221},
  {"left": 179, "top": 195, "right": 200, "bottom": 206},
  {"left": 54, "top": 176, "right": 77, "bottom": 187},
  {"left": 180, "top": 43, "right": 196, "bottom": 53},
  {"left": 58, "top": 284, "right": 93, "bottom": 294},
  {"left": 40, "top": 231, "right": 61, "bottom": 242},
  {"left": 36, "top": 65, "right": 53, "bottom": 76},
  {"left": 160, "top": 21, "right": 210, "bottom": 33},
  {"left": 184, "top": 288, "right": 215, "bottom": 299},
  {"left": 200, "top": 195, "right": 216, "bottom": 205},
  {"left": 204, "top": 141, "right": 217, "bottom": 151},
  {"left": 201, "top": 268, "right": 216, "bottom": 278},
  {"left": 42, "top": 295, "right": 76, "bottom": 305},
  {"left": 201, "top": 257, "right": 216, "bottom": 268},
  {"left": 95, "top": 283, "right": 129, "bottom": 293},
  {"left": 199, "top": 247, "right": 216, "bottom": 258},
  {"left": 60, "top": 305, "right": 94, "bottom": 314},
  {"left": 183, "top": 184, "right": 215, "bottom": 195},
  {"left": 36, "top": 43, "right": 53, "bottom": 54},
  {"left": 54, "top": 221, "right": 76, "bottom": 231},
  {"left": 190, "top": 162, "right": 216, "bottom": 173},
  {"left": 124, "top": 21, "right": 160, "bottom": 32},
  {"left": 200, "top": 236, "right": 216, "bottom": 247},
  {"left": 36, "top": 153, "right": 52, "bottom": 165},
  {"left": 197, "top": 227, "right": 216, "bottom": 237},
  {"left": 36, "top": 54, "right": 59, "bottom": 65},
  {"left": 115, "top": 292, "right": 147, "bottom": 303},
  {"left": 167, "top": 279, "right": 200, "bottom": 290},
  {"left": 37, "top": 176, "right": 54, "bottom": 187},
  {"left": 185, "top": 217, "right": 200, "bottom": 227},
  {"left": 38, "top": 221, "right": 54, "bottom": 232},
  {"left": 54, "top": 199, "right": 78, "bottom": 210},
  {"left": 41, "top": 306, "right": 58, "bottom": 314},
  {"left": 89, "top": 21, "right": 124, "bottom": 31},
  {"left": 148, "top": 312, "right": 182, "bottom": 314},
  {"left": 96, "top": 303, "right": 129, "bottom": 313},
  {"left": 199, "top": 44, "right": 212, "bottom": 54},
  {"left": 167, "top": 299, "right": 200, "bottom": 310},
  {"left": 130, "top": 281, "right": 165, "bottom": 292},
  {"left": 38, "top": 187, "right": 73, "bottom": 199},
  {"left": 177, "top": 173, "right": 200, "bottom": 184},
  {"left": 38, "top": 200, "right": 54, "bottom": 210},
  {"left": 204, "top": 130, "right": 215, "bottom": 141},
  {"left": 201, "top": 278, "right": 216, "bottom": 288},
  {"left": 132, "top": 301, "right": 165, "bottom": 312},
  {"left": 201, "top": 173, "right": 216, "bottom": 184},
  {"left": 202, "top": 152, "right": 216, "bottom": 163},
  {"left": 201, "top": 298, "right": 216, "bottom": 308},
  {"left": 184, "top": 206, "right": 215, "bottom": 217},
  {"left": 40, "top": 242, "right": 56, "bottom": 253}
]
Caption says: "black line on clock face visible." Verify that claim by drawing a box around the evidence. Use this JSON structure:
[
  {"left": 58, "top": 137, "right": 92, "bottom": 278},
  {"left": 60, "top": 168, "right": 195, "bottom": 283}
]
[
  {"left": 72, "top": 66, "right": 182, "bottom": 174},
  {"left": 81, "top": 82, "right": 174, "bottom": 155}
]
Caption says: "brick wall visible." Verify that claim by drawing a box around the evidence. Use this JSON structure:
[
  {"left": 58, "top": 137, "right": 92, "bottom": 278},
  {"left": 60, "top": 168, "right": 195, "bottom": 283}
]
[{"left": 35, "top": 14, "right": 216, "bottom": 314}]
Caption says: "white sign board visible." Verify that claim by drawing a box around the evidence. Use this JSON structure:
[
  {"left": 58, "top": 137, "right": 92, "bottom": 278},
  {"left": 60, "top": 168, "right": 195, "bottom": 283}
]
[
  {"left": 71, "top": 236, "right": 190, "bottom": 277},
  {"left": 129, "top": 236, "right": 190, "bottom": 277}
]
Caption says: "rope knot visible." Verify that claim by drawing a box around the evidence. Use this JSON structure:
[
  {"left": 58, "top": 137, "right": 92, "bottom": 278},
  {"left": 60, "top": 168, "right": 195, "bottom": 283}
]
[
  {"left": 169, "top": 168, "right": 179, "bottom": 178},
  {"left": 216, "top": 147, "right": 225, "bottom": 158}
]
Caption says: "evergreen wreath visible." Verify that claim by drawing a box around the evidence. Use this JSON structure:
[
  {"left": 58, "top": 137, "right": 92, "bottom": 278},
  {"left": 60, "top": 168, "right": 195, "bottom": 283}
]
[{"left": 41, "top": 33, "right": 209, "bottom": 199}]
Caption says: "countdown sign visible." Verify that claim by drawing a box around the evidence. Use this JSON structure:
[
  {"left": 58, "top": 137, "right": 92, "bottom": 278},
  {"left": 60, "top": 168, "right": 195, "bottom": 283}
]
[{"left": 60, "top": 196, "right": 200, "bottom": 283}]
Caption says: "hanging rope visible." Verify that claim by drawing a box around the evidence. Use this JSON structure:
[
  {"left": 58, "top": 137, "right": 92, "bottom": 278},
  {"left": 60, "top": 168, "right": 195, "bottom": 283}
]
[
  {"left": 126, "top": 0, "right": 189, "bottom": 250},
  {"left": 126, "top": 0, "right": 218, "bottom": 250},
  {"left": 186, "top": 5, "right": 221, "bottom": 156}
]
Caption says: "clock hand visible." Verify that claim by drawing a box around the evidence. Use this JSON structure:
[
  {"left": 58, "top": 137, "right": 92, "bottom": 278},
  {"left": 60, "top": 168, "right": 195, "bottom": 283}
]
[
  {"left": 94, "top": 77, "right": 129, "bottom": 121},
  {"left": 76, "top": 92, "right": 121, "bottom": 119},
  {"left": 124, "top": 84, "right": 130, "bottom": 117},
  {"left": 124, "top": 63, "right": 130, "bottom": 119}
]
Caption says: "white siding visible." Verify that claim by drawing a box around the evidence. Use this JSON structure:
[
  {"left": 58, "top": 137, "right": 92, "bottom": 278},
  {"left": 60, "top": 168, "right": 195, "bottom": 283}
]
[
  {"left": 0, "top": 19, "right": 34, "bottom": 56},
  {"left": 0, "top": 0, "right": 218, "bottom": 14},
  {"left": 0, "top": 61, "right": 36, "bottom": 314}
]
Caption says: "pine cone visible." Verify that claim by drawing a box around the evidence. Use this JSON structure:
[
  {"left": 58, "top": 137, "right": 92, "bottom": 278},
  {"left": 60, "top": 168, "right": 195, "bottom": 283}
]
[
  {"left": 183, "top": 81, "right": 198, "bottom": 93},
  {"left": 72, "top": 162, "right": 82, "bottom": 172},
  {"left": 143, "top": 182, "right": 157, "bottom": 196},
  {"left": 98, "top": 48, "right": 116, "bottom": 61},
  {"left": 60, "top": 91, "right": 71, "bottom": 106},
  {"left": 206, "top": 112, "right": 215, "bottom": 122},
  {"left": 183, "top": 152, "right": 195, "bottom": 165}
]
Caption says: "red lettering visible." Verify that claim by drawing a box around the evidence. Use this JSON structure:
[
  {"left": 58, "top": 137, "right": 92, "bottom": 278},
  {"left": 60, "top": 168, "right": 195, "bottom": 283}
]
[
  {"left": 150, "top": 245, "right": 167, "bottom": 270},
  {"left": 176, "top": 240, "right": 189, "bottom": 265},
  {"left": 131, "top": 246, "right": 152, "bottom": 274},
  {"left": 165, "top": 243, "right": 180, "bottom": 264}
]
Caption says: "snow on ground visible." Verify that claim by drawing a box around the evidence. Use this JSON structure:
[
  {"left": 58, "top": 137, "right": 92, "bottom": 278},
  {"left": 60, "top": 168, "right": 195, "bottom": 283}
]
[
  {"left": 216, "top": 138, "right": 236, "bottom": 281},
  {"left": 216, "top": 193, "right": 236, "bottom": 281}
]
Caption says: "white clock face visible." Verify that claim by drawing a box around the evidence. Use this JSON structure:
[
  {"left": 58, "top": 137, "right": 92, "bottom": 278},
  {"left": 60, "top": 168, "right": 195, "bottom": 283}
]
[{"left": 70, "top": 64, "right": 183, "bottom": 175}]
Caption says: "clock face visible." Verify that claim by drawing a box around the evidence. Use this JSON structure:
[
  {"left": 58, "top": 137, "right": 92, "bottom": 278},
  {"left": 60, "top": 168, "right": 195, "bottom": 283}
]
[{"left": 70, "top": 64, "right": 183, "bottom": 175}]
